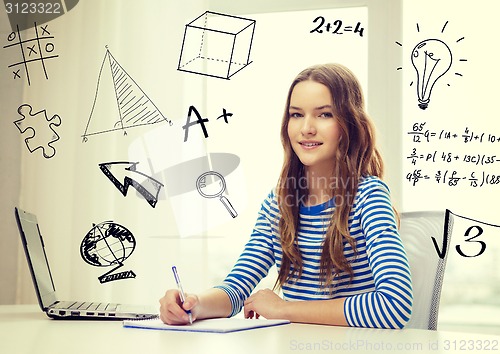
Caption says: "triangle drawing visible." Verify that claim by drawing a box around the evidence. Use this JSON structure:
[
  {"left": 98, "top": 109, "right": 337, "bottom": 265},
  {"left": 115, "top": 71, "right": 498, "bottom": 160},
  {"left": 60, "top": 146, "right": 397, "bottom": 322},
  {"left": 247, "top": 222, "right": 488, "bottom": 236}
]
[{"left": 82, "top": 48, "right": 172, "bottom": 142}]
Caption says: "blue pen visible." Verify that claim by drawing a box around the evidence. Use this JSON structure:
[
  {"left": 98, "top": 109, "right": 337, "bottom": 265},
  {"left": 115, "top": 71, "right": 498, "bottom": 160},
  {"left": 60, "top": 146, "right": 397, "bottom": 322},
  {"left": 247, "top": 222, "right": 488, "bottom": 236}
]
[{"left": 172, "top": 266, "right": 193, "bottom": 324}]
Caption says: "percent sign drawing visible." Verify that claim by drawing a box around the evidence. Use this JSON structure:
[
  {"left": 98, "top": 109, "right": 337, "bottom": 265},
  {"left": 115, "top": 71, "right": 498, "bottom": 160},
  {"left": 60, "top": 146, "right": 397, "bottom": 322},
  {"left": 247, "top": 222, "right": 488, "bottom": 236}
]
[{"left": 3, "top": 22, "right": 59, "bottom": 86}]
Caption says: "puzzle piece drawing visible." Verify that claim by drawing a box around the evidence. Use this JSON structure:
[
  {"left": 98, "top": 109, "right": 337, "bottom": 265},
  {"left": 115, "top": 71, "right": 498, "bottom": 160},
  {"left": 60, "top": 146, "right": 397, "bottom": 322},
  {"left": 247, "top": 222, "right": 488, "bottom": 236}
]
[{"left": 14, "top": 104, "right": 61, "bottom": 158}]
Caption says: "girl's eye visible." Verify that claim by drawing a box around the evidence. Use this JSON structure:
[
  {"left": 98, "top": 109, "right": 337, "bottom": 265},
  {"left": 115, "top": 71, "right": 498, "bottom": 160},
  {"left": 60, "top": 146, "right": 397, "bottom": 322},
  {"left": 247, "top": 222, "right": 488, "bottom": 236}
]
[
  {"left": 319, "top": 112, "right": 334, "bottom": 118},
  {"left": 289, "top": 112, "right": 302, "bottom": 118}
]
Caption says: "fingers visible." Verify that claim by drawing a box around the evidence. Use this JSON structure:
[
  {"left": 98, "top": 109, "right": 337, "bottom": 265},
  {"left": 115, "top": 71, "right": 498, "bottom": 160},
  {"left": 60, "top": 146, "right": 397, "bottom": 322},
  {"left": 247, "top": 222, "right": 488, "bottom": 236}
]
[
  {"left": 183, "top": 294, "right": 198, "bottom": 311},
  {"left": 244, "top": 294, "right": 253, "bottom": 318},
  {"left": 244, "top": 296, "right": 260, "bottom": 319},
  {"left": 159, "top": 289, "right": 196, "bottom": 325},
  {"left": 244, "top": 308, "right": 261, "bottom": 319},
  {"left": 244, "top": 289, "right": 275, "bottom": 319}
]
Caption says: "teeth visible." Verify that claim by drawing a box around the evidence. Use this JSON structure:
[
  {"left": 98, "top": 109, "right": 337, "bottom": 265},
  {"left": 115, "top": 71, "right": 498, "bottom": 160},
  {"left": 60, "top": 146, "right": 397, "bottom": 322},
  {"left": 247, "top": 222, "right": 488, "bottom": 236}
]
[{"left": 301, "top": 142, "right": 321, "bottom": 147}]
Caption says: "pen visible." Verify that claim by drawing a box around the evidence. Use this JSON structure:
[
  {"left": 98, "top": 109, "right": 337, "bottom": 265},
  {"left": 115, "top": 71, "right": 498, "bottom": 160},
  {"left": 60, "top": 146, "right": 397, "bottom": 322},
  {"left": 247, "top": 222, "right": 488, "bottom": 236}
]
[{"left": 172, "top": 266, "right": 193, "bottom": 324}]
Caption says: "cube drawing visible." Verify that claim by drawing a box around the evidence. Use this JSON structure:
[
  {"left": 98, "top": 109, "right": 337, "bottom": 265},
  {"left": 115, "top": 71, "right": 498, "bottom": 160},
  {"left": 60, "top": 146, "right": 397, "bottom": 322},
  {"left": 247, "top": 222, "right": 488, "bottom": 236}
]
[{"left": 178, "top": 11, "right": 256, "bottom": 79}]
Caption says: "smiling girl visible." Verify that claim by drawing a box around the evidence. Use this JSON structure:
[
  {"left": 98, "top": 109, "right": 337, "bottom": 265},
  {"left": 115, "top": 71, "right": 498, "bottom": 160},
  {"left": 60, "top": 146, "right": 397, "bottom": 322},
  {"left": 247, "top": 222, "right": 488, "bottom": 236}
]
[{"left": 159, "top": 63, "right": 413, "bottom": 329}]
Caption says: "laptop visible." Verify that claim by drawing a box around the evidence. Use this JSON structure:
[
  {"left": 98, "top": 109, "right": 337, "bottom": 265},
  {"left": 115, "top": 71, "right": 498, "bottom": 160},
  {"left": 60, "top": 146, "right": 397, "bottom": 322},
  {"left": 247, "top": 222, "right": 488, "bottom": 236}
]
[{"left": 14, "top": 207, "right": 158, "bottom": 320}]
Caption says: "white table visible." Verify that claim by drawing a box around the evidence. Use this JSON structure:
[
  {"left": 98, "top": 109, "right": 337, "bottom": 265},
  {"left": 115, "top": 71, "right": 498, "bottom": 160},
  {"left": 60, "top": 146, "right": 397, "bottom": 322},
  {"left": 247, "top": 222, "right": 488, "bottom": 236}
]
[{"left": 1, "top": 305, "right": 499, "bottom": 354}]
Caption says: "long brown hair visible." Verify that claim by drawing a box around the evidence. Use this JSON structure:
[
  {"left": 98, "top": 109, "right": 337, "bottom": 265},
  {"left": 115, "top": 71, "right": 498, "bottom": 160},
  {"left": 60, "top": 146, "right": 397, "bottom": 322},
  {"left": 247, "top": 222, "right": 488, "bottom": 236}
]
[{"left": 275, "top": 63, "right": 384, "bottom": 290}]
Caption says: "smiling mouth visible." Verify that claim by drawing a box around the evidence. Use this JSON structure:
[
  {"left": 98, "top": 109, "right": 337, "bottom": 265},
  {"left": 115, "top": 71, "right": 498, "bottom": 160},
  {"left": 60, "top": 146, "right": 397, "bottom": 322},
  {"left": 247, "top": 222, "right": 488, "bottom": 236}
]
[{"left": 299, "top": 142, "right": 322, "bottom": 147}]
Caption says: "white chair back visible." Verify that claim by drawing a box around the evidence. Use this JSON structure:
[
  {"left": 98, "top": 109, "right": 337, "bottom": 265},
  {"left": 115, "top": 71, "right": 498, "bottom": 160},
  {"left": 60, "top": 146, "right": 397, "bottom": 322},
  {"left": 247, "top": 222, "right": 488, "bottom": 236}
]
[{"left": 399, "top": 210, "right": 453, "bottom": 330}]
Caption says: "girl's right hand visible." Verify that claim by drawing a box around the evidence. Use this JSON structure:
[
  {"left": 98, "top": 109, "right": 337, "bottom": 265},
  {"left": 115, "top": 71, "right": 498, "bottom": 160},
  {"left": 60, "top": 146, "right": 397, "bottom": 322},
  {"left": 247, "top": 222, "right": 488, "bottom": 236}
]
[{"left": 159, "top": 289, "right": 199, "bottom": 325}]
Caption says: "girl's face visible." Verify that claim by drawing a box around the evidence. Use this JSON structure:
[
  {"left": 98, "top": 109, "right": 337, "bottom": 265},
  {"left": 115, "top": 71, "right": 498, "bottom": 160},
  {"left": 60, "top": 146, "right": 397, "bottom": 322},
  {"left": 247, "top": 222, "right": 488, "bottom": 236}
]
[{"left": 287, "top": 80, "right": 341, "bottom": 176}]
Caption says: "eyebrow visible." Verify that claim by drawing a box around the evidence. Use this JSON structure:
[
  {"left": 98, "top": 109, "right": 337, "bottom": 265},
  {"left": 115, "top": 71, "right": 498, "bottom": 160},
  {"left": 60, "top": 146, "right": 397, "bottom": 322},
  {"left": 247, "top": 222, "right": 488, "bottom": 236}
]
[{"left": 288, "top": 105, "right": 333, "bottom": 111}]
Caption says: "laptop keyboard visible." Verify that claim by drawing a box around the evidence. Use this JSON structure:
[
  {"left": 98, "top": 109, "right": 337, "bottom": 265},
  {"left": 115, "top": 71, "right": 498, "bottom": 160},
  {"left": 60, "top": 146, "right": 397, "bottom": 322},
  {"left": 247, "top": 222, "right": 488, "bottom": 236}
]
[
  {"left": 53, "top": 301, "right": 119, "bottom": 311},
  {"left": 49, "top": 301, "right": 156, "bottom": 318}
]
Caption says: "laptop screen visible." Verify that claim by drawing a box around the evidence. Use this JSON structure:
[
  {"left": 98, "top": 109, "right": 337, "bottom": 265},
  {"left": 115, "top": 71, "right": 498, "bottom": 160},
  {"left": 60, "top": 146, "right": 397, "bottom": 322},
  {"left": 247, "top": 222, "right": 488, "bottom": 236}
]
[{"left": 15, "top": 208, "right": 58, "bottom": 310}]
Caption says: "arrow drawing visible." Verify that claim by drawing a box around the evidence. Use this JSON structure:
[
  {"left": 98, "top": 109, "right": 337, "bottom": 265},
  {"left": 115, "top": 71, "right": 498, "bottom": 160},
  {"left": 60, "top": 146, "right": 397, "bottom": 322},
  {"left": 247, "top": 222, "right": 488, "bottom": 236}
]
[{"left": 99, "top": 161, "right": 164, "bottom": 208}]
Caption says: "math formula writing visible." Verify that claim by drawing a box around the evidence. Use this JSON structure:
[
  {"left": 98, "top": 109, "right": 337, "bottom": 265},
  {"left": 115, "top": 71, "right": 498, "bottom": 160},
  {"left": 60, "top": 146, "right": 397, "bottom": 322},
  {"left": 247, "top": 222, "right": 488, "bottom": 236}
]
[
  {"left": 405, "top": 121, "right": 500, "bottom": 188},
  {"left": 433, "top": 210, "right": 500, "bottom": 260},
  {"left": 310, "top": 17, "right": 365, "bottom": 37},
  {"left": 407, "top": 148, "right": 500, "bottom": 166},
  {"left": 406, "top": 169, "right": 500, "bottom": 187},
  {"left": 409, "top": 122, "right": 500, "bottom": 144}
]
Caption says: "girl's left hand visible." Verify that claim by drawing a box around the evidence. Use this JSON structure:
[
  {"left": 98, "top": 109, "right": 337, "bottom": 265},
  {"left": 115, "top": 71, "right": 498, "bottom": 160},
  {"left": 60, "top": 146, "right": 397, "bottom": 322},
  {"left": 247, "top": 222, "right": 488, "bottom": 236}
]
[{"left": 243, "top": 289, "right": 287, "bottom": 320}]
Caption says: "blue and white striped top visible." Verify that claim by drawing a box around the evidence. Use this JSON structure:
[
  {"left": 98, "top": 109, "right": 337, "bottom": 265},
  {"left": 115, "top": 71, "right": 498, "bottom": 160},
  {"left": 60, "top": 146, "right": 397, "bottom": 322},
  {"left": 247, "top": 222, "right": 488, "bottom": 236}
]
[{"left": 215, "top": 176, "right": 413, "bottom": 329}]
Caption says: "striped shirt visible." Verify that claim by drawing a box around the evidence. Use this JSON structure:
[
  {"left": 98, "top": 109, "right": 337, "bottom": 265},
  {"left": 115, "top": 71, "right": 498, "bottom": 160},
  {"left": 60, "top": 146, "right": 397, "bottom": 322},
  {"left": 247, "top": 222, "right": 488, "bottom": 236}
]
[{"left": 215, "top": 176, "right": 413, "bottom": 329}]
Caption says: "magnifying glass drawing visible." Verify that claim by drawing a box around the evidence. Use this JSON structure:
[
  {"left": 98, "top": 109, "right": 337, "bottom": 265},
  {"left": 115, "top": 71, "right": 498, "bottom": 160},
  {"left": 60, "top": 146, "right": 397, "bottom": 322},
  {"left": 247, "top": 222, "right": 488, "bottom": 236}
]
[{"left": 196, "top": 171, "right": 238, "bottom": 218}]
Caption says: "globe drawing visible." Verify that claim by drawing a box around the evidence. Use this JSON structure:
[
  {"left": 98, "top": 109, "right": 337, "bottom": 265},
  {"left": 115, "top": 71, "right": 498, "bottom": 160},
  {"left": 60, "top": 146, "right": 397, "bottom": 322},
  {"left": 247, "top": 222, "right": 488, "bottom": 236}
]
[{"left": 80, "top": 222, "right": 136, "bottom": 268}]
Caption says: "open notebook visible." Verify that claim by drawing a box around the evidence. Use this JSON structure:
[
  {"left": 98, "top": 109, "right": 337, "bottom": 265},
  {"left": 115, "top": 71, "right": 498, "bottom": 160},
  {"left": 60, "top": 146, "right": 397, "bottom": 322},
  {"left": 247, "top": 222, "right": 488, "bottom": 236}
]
[{"left": 123, "top": 317, "right": 290, "bottom": 333}]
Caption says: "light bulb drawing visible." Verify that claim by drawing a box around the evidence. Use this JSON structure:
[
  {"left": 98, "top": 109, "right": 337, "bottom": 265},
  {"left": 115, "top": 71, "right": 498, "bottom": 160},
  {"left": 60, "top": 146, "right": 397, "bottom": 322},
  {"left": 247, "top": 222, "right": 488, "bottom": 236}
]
[
  {"left": 411, "top": 39, "right": 452, "bottom": 110},
  {"left": 395, "top": 21, "right": 467, "bottom": 111}
]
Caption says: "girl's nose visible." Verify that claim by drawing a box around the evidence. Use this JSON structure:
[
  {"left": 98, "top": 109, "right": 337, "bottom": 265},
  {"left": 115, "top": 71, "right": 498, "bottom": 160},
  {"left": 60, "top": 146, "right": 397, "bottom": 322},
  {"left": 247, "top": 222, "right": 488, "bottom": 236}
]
[{"left": 301, "top": 116, "right": 316, "bottom": 136}]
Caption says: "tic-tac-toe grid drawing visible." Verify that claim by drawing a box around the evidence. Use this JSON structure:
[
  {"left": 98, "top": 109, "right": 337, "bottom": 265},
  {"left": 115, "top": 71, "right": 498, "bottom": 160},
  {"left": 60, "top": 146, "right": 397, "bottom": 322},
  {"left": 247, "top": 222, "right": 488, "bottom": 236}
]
[
  {"left": 177, "top": 11, "right": 255, "bottom": 79},
  {"left": 3, "top": 22, "right": 59, "bottom": 86}
]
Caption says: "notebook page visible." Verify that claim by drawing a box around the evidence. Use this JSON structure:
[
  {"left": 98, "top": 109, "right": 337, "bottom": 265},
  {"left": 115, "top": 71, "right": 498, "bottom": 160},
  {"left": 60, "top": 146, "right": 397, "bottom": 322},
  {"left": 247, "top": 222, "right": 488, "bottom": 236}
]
[{"left": 123, "top": 317, "right": 290, "bottom": 333}]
